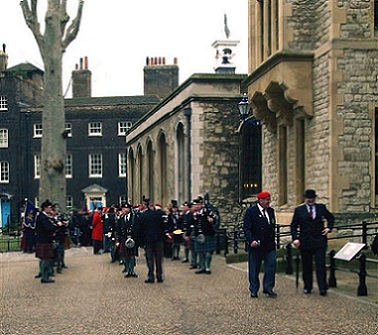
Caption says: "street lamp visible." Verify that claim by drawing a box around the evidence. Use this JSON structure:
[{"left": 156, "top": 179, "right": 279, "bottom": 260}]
[{"left": 238, "top": 93, "right": 251, "bottom": 120}]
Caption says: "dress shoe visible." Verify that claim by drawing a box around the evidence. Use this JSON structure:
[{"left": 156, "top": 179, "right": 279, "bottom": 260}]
[
  {"left": 189, "top": 265, "right": 197, "bottom": 269},
  {"left": 41, "top": 279, "right": 55, "bottom": 283},
  {"left": 303, "top": 289, "right": 312, "bottom": 294},
  {"left": 124, "top": 273, "right": 132, "bottom": 278},
  {"left": 144, "top": 279, "right": 154, "bottom": 284},
  {"left": 195, "top": 269, "right": 206, "bottom": 274},
  {"left": 157, "top": 278, "right": 164, "bottom": 283},
  {"left": 182, "top": 259, "right": 189, "bottom": 263},
  {"left": 130, "top": 273, "right": 138, "bottom": 278},
  {"left": 205, "top": 270, "right": 211, "bottom": 274},
  {"left": 35, "top": 274, "right": 42, "bottom": 279},
  {"left": 264, "top": 290, "right": 278, "bottom": 298},
  {"left": 61, "top": 265, "right": 68, "bottom": 269},
  {"left": 250, "top": 292, "right": 258, "bottom": 298},
  {"left": 320, "top": 290, "right": 327, "bottom": 296},
  {"left": 57, "top": 269, "right": 62, "bottom": 274}
]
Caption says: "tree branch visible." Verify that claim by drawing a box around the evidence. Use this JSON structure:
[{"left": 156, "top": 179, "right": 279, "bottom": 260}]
[
  {"left": 60, "top": 0, "right": 70, "bottom": 36},
  {"left": 62, "top": 0, "right": 84, "bottom": 52},
  {"left": 20, "top": 0, "right": 45, "bottom": 52}
]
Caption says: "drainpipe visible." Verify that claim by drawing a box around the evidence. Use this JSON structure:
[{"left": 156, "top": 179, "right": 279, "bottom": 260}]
[{"left": 183, "top": 105, "right": 192, "bottom": 201}]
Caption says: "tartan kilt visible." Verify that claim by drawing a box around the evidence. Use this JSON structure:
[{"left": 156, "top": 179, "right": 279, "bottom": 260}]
[
  {"left": 119, "top": 237, "right": 137, "bottom": 258},
  {"left": 35, "top": 242, "right": 54, "bottom": 260},
  {"left": 194, "top": 235, "right": 215, "bottom": 253}
]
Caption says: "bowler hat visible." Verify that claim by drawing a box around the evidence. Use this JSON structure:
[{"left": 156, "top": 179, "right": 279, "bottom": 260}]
[{"left": 304, "top": 189, "right": 317, "bottom": 198}]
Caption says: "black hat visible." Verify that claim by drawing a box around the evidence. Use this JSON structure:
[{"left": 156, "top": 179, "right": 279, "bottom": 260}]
[
  {"left": 304, "top": 189, "right": 317, "bottom": 198},
  {"left": 121, "top": 203, "right": 131, "bottom": 209},
  {"left": 142, "top": 197, "right": 150, "bottom": 204},
  {"left": 182, "top": 201, "right": 191, "bottom": 208},
  {"left": 41, "top": 199, "right": 53, "bottom": 210}
]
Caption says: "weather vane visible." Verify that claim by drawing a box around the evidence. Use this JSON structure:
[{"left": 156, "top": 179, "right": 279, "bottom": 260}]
[{"left": 224, "top": 14, "right": 230, "bottom": 39}]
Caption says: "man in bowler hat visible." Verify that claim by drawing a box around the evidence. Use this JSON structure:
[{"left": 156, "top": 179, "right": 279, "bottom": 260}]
[
  {"left": 291, "top": 189, "right": 334, "bottom": 296},
  {"left": 243, "top": 191, "right": 277, "bottom": 298}
]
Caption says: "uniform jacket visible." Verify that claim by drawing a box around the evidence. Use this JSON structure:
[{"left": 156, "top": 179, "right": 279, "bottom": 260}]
[
  {"left": 290, "top": 203, "right": 334, "bottom": 250},
  {"left": 243, "top": 204, "right": 276, "bottom": 252},
  {"left": 35, "top": 212, "right": 57, "bottom": 243},
  {"left": 139, "top": 208, "right": 167, "bottom": 245},
  {"left": 91, "top": 211, "right": 103, "bottom": 241}
]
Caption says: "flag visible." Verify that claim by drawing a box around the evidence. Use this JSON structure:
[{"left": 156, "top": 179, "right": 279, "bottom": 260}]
[{"left": 24, "top": 201, "right": 37, "bottom": 229}]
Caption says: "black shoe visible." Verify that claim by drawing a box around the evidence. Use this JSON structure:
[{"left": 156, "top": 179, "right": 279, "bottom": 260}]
[
  {"left": 35, "top": 274, "right": 42, "bottom": 279},
  {"left": 61, "top": 265, "right": 68, "bottom": 269},
  {"left": 130, "top": 273, "right": 138, "bottom": 278},
  {"left": 303, "top": 289, "right": 312, "bottom": 294},
  {"left": 41, "top": 279, "right": 55, "bottom": 283},
  {"left": 320, "top": 290, "right": 327, "bottom": 296},
  {"left": 189, "top": 265, "right": 197, "bottom": 269},
  {"left": 144, "top": 279, "right": 154, "bottom": 284},
  {"left": 205, "top": 270, "right": 211, "bottom": 274},
  {"left": 182, "top": 259, "right": 189, "bottom": 263},
  {"left": 195, "top": 269, "right": 206, "bottom": 274},
  {"left": 250, "top": 292, "right": 258, "bottom": 298},
  {"left": 157, "top": 278, "right": 163, "bottom": 283},
  {"left": 264, "top": 290, "right": 278, "bottom": 298},
  {"left": 124, "top": 273, "right": 132, "bottom": 278}
]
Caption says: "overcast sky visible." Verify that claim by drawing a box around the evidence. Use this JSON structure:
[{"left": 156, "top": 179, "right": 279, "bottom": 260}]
[{"left": 1, "top": 0, "right": 248, "bottom": 98}]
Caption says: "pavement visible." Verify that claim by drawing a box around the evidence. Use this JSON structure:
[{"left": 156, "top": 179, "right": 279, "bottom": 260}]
[{"left": 0, "top": 247, "right": 377, "bottom": 335}]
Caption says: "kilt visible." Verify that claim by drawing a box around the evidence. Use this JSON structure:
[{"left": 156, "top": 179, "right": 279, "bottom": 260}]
[
  {"left": 119, "top": 237, "right": 137, "bottom": 258},
  {"left": 35, "top": 242, "right": 54, "bottom": 260},
  {"left": 194, "top": 235, "right": 215, "bottom": 253}
]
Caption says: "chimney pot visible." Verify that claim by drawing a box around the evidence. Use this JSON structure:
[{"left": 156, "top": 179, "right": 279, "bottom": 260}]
[{"left": 84, "top": 56, "right": 88, "bottom": 70}]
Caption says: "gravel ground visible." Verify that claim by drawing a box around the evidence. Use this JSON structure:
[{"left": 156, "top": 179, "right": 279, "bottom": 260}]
[{"left": 0, "top": 247, "right": 377, "bottom": 335}]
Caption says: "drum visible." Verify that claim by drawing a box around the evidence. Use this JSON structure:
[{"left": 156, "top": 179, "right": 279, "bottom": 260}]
[{"left": 172, "top": 229, "right": 184, "bottom": 243}]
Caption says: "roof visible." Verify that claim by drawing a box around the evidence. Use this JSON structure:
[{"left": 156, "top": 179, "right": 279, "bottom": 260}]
[
  {"left": 7, "top": 62, "right": 44, "bottom": 74},
  {"left": 64, "top": 95, "right": 161, "bottom": 107}
]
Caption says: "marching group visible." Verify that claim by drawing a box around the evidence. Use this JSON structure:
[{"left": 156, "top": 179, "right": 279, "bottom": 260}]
[{"left": 33, "top": 195, "right": 219, "bottom": 284}]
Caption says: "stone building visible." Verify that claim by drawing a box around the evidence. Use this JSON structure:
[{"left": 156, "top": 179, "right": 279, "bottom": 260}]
[{"left": 245, "top": 0, "right": 378, "bottom": 222}]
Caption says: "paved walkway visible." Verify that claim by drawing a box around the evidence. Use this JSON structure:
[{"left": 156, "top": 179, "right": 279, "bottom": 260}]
[{"left": 0, "top": 247, "right": 377, "bottom": 335}]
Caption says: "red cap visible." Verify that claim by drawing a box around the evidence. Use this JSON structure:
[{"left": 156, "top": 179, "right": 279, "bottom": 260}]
[
  {"left": 155, "top": 203, "right": 162, "bottom": 208},
  {"left": 257, "top": 191, "right": 271, "bottom": 199}
]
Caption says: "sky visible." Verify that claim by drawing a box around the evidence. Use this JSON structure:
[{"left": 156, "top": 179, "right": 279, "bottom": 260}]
[{"left": 0, "top": 0, "right": 248, "bottom": 98}]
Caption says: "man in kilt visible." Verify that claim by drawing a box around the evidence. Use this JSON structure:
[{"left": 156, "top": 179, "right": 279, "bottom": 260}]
[
  {"left": 117, "top": 203, "right": 140, "bottom": 277},
  {"left": 35, "top": 200, "right": 57, "bottom": 283},
  {"left": 193, "top": 198, "right": 216, "bottom": 275}
]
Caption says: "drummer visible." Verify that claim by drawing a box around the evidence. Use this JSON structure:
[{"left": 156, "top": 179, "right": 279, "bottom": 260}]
[{"left": 167, "top": 201, "right": 183, "bottom": 261}]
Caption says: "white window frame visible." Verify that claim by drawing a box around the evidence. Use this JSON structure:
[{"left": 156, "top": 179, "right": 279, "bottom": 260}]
[
  {"left": 34, "top": 197, "right": 39, "bottom": 209},
  {"left": 34, "top": 155, "right": 41, "bottom": 179},
  {"left": 65, "top": 154, "right": 73, "bottom": 178},
  {"left": 66, "top": 196, "right": 73, "bottom": 208},
  {"left": 118, "top": 121, "right": 132, "bottom": 136},
  {"left": 33, "top": 124, "right": 43, "bottom": 138},
  {"left": 88, "top": 122, "right": 102, "bottom": 136},
  {"left": 0, "top": 161, "right": 10, "bottom": 183},
  {"left": 118, "top": 153, "right": 126, "bottom": 177},
  {"left": 0, "top": 128, "right": 8, "bottom": 148},
  {"left": 65, "top": 123, "right": 72, "bottom": 138},
  {"left": 89, "top": 153, "right": 102, "bottom": 177},
  {"left": 0, "top": 96, "right": 8, "bottom": 111}
]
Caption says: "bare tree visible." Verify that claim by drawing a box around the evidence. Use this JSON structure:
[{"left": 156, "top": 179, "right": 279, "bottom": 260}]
[{"left": 20, "top": 0, "right": 84, "bottom": 210}]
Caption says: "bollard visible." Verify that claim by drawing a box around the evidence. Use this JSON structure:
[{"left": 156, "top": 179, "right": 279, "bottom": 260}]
[
  {"left": 328, "top": 250, "right": 337, "bottom": 288},
  {"left": 357, "top": 254, "right": 368, "bottom": 296},
  {"left": 362, "top": 221, "right": 368, "bottom": 249},
  {"left": 285, "top": 243, "right": 293, "bottom": 274}
]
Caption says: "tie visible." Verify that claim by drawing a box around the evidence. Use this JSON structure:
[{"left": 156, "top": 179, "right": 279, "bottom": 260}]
[
  {"left": 263, "top": 209, "right": 269, "bottom": 223},
  {"left": 309, "top": 205, "right": 314, "bottom": 219}
]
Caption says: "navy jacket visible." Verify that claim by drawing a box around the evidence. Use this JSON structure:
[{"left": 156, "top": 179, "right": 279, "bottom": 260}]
[
  {"left": 243, "top": 204, "right": 276, "bottom": 252},
  {"left": 291, "top": 203, "right": 334, "bottom": 250},
  {"left": 139, "top": 208, "right": 167, "bottom": 245}
]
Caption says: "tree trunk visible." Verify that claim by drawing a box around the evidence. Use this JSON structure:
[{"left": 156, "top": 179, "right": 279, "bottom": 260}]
[{"left": 21, "top": 0, "right": 84, "bottom": 212}]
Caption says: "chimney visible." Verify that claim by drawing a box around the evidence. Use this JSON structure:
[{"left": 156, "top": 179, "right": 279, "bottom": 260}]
[
  {"left": 0, "top": 43, "right": 8, "bottom": 75},
  {"left": 143, "top": 56, "right": 179, "bottom": 99},
  {"left": 72, "top": 56, "right": 92, "bottom": 98}
]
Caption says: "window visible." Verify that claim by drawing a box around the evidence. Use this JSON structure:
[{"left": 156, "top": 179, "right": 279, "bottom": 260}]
[
  {"left": 89, "top": 154, "right": 102, "bottom": 177},
  {"left": 88, "top": 122, "right": 102, "bottom": 136},
  {"left": 65, "top": 123, "right": 72, "bottom": 138},
  {"left": 0, "top": 128, "right": 8, "bottom": 148},
  {"left": 119, "top": 153, "right": 127, "bottom": 177},
  {"left": 0, "top": 96, "right": 8, "bottom": 111},
  {"left": 33, "top": 124, "right": 43, "bottom": 138},
  {"left": 0, "top": 161, "right": 9, "bottom": 183},
  {"left": 118, "top": 121, "right": 132, "bottom": 136},
  {"left": 34, "top": 155, "right": 41, "bottom": 178},
  {"left": 65, "top": 154, "right": 72, "bottom": 178},
  {"left": 119, "top": 195, "right": 127, "bottom": 204},
  {"left": 66, "top": 196, "right": 73, "bottom": 208}
]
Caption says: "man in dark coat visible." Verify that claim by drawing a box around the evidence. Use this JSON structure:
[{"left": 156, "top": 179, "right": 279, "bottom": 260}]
[
  {"left": 243, "top": 191, "right": 277, "bottom": 298},
  {"left": 35, "top": 199, "right": 57, "bottom": 283},
  {"left": 291, "top": 189, "right": 334, "bottom": 296},
  {"left": 139, "top": 199, "right": 167, "bottom": 283}
]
